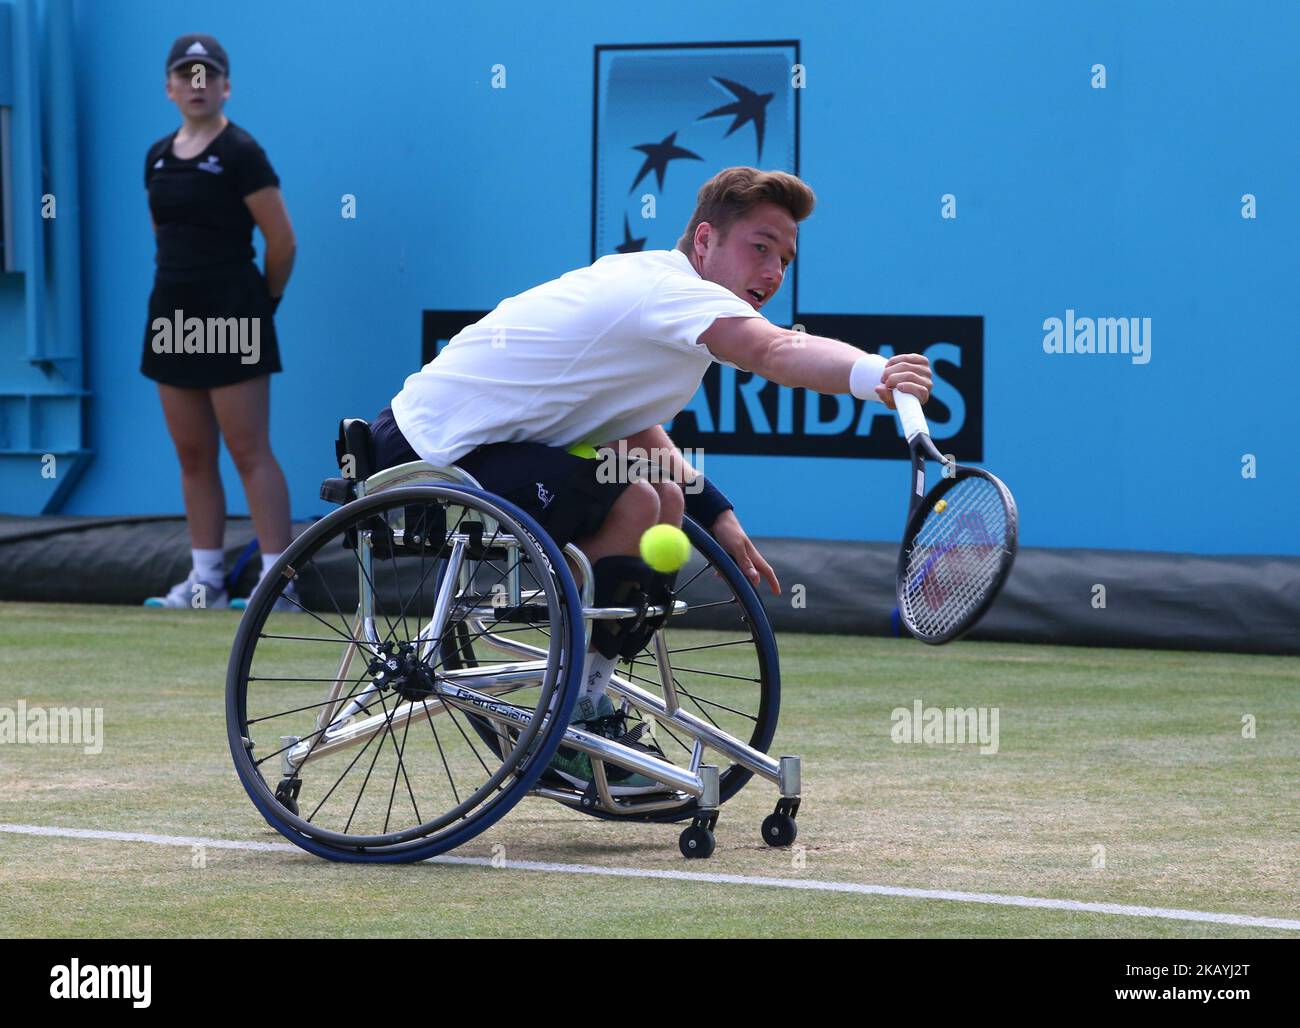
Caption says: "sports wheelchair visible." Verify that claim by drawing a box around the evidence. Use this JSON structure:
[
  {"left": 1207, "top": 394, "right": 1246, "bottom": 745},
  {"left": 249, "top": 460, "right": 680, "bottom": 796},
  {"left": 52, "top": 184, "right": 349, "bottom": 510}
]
[{"left": 226, "top": 419, "right": 801, "bottom": 862}]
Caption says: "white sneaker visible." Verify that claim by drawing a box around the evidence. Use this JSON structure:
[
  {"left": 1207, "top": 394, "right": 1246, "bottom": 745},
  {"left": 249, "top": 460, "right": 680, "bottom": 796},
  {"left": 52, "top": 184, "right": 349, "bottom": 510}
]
[{"left": 144, "top": 570, "right": 230, "bottom": 610}]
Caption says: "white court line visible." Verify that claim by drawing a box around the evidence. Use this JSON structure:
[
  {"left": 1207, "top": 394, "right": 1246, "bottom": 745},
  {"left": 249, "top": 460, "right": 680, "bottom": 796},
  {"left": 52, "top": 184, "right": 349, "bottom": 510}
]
[{"left": 3, "top": 822, "right": 1297, "bottom": 932}]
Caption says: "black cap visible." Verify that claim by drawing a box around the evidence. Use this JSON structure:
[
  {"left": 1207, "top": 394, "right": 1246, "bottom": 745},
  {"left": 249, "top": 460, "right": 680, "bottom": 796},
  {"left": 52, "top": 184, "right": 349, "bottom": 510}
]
[{"left": 166, "top": 34, "right": 229, "bottom": 76}]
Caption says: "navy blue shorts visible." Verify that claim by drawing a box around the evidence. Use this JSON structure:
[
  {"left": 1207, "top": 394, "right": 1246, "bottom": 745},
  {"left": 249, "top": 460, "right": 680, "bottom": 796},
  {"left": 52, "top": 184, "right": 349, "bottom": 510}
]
[{"left": 370, "top": 407, "right": 629, "bottom": 548}]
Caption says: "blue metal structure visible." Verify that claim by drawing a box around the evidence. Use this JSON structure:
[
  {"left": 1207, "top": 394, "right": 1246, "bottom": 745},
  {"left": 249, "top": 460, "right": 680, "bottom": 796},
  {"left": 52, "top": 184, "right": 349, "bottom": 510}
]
[{"left": 0, "top": 0, "right": 90, "bottom": 512}]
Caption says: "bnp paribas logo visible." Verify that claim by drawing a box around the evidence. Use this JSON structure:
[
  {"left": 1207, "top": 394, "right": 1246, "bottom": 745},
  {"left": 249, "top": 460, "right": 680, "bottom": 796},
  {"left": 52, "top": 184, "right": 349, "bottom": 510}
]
[{"left": 593, "top": 41, "right": 802, "bottom": 327}]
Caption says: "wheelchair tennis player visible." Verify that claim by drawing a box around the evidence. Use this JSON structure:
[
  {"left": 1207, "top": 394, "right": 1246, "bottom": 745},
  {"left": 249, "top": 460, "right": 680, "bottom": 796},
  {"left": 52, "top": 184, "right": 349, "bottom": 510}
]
[{"left": 368, "top": 166, "right": 932, "bottom": 790}]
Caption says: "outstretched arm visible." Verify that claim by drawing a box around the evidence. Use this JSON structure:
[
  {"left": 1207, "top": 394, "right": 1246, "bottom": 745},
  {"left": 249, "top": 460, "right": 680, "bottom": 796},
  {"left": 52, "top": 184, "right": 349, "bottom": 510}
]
[{"left": 700, "top": 316, "right": 932, "bottom": 408}]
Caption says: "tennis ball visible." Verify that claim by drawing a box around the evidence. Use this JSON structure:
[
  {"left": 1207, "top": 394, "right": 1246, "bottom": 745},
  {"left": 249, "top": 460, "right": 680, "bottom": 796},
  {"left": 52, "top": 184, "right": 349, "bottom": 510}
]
[
  {"left": 640, "top": 524, "right": 691, "bottom": 572},
  {"left": 934, "top": 499, "right": 948, "bottom": 514}
]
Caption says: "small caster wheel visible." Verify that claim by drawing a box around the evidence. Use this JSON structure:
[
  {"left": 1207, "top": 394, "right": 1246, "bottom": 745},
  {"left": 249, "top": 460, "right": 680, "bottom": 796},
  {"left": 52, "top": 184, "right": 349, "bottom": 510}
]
[
  {"left": 275, "top": 778, "right": 301, "bottom": 816},
  {"left": 679, "top": 824, "right": 716, "bottom": 859},
  {"left": 761, "top": 812, "right": 797, "bottom": 847}
]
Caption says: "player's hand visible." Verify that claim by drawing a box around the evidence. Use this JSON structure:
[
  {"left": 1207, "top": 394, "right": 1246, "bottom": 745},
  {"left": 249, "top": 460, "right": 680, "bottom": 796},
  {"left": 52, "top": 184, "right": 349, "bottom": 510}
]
[
  {"left": 709, "top": 509, "right": 780, "bottom": 595},
  {"left": 875, "top": 353, "right": 932, "bottom": 409}
]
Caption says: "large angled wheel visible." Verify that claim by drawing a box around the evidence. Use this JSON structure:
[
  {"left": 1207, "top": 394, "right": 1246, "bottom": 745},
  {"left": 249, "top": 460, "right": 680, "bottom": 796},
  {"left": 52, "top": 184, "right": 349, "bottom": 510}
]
[
  {"left": 447, "top": 514, "right": 780, "bottom": 822},
  {"left": 226, "top": 484, "right": 584, "bottom": 862}
]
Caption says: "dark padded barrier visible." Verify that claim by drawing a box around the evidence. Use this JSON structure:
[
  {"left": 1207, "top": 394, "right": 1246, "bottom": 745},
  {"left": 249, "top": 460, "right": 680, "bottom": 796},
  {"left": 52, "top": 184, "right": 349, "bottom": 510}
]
[
  {"left": 753, "top": 539, "right": 1300, "bottom": 656},
  {"left": 0, "top": 515, "right": 272, "bottom": 604},
  {"left": 0, "top": 515, "right": 1296, "bottom": 655}
]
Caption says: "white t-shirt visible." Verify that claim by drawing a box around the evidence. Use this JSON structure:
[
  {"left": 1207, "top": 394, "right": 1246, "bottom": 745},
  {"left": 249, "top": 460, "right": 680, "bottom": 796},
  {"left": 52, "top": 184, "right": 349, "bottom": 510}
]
[{"left": 391, "top": 248, "right": 764, "bottom": 466}]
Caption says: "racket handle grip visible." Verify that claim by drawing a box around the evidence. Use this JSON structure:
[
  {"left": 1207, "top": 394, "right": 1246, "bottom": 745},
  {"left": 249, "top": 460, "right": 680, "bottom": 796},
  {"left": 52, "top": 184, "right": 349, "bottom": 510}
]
[{"left": 893, "top": 389, "right": 930, "bottom": 442}]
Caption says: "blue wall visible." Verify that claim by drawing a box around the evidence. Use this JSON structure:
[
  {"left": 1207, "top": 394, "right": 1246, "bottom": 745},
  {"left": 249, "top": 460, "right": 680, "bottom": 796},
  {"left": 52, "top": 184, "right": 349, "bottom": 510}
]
[{"left": 13, "top": 0, "right": 1300, "bottom": 554}]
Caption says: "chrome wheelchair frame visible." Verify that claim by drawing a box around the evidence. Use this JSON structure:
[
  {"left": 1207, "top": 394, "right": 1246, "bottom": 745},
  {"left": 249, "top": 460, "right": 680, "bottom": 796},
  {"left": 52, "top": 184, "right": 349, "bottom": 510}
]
[{"left": 226, "top": 438, "right": 801, "bottom": 862}]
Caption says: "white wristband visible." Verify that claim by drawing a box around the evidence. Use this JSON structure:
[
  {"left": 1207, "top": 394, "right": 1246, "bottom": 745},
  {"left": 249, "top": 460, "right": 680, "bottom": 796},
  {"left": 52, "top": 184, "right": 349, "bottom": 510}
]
[{"left": 849, "top": 353, "right": 889, "bottom": 401}]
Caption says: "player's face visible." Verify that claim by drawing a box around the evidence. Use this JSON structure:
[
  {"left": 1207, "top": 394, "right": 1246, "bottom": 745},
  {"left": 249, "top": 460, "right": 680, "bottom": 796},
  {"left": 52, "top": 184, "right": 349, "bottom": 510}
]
[
  {"left": 166, "top": 64, "right": 230, "bottom": 120},
  {"left": 695, "top": 202, "right": 798, "bottom": 312}
]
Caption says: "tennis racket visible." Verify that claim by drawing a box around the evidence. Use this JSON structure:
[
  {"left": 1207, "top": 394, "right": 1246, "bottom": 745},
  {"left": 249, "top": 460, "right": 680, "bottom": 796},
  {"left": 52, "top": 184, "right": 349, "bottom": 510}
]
[{"left": 892, "top": 390, "right": 1018, "bottom": 644}]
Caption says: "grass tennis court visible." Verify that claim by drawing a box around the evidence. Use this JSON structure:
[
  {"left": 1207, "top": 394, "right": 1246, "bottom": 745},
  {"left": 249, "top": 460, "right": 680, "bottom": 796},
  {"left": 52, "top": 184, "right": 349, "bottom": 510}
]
[{"left": 1, "top": 601, "right": 1296, "bottom": 938}]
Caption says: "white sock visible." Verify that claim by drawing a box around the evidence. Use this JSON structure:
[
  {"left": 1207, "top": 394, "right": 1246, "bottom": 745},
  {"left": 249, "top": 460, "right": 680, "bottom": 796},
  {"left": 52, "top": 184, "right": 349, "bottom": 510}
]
[
  {"left": 192, "top": 548, "right": 225, "bottom": 587},
  {"left": 259, "top": 550, "right": 283, "bottom": 579},
  {"left": 582, "top": 649, "right": 619, "bottom": 702}
]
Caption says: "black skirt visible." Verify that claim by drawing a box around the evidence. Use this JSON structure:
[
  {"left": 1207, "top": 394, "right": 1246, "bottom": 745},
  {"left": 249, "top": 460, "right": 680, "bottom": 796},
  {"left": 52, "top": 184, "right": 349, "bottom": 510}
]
[{"left": 141, "top": 263, "right": 282, "bottom": 388}]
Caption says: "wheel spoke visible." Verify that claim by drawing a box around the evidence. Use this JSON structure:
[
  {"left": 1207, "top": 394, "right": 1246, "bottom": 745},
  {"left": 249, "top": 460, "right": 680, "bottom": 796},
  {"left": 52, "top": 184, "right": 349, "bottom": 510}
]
[
  {"left": 305, "top": 709, "right": 387, "bottom": 822},
  {"left": 674, "top": 598, "right": 738, "bottom": 614},
  {"left": 303, "top": 552, "right": 361, "bottom": 647},
  {"left": 421, "top": 697, "right": 461, "bottom": 806},
  {"left": 344, "top": 711, "right": 393, "bottom": 834},
  {"left": 259, "top": 633, "right": 375, "bottom": 644},
  {"left": 249, "top": 665, "right": 374, "bottom": 768},
  {"left": 665, "top": 638, "right": 756, "bottom": 655},
  {"left": 663, "top": 664, "right": 761, "bottom": 684},
  {"left": 378, "top": 687, "right": 422, "bottom": 832},
  {"left": 677, "top": 680, "right": 756, "bottom": 723}
]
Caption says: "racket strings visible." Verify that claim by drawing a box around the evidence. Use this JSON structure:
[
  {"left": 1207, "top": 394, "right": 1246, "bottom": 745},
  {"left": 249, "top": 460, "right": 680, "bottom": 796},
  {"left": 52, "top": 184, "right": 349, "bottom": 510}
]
[{"left": 901, "top": 476, "right": 1009, "bottom": 638}]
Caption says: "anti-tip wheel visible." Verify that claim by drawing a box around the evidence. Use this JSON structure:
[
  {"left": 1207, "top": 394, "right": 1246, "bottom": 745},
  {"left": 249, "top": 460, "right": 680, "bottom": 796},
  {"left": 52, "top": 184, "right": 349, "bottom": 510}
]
[
  {"left": 275, "top": 779, "right": 301, "bottom": 817},
  {"left": 761, "top": 812, "right": 797, "bottom": 847},
  {"left": 679, "top": 824, "right": 716, "bottom": 859}
]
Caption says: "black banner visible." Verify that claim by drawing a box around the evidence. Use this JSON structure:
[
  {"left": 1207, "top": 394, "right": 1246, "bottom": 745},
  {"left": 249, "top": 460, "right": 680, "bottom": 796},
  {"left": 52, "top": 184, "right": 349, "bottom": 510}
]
[
  {"left": 665, "top": 313, "right": 983, "bottom": 460},
  {"left": 0, "top": 939, "right": 1287, "bottom": 1010}
]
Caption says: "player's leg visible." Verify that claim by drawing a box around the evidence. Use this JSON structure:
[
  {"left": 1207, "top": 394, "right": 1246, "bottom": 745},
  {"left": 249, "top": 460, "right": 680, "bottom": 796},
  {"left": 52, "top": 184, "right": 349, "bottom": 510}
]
[
  {"left": 574, "top": 477, "right": 659, "bottom": 564},
  {"left": 650, "top": 479, "right": 684, "bottom": 527},
  {"left": 586, "top": 478, "right": 683, "bottom": 649},
  {"left": 540, "top": 470, "right": 685, "bottom": 669},
  {"left": 573, "top": 481, "right": 683, "bottom": 734},
  {"left": 211, "top": 374, "right": 294, "bottom": 600},
  {"left": 148, "top": 384, "right": 228, "bottom": 607},
  {"left": 560, "top": 479, "right": 690, "bottom": 790},
  {"left": 626, "top": 478, "right": 684, "bottom": 655}
]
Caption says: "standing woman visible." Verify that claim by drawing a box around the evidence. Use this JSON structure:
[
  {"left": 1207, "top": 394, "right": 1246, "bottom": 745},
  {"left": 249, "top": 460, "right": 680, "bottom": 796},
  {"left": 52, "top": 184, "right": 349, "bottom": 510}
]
[{"left": 143, "top": 34, "right": 296, "bottom": 609}]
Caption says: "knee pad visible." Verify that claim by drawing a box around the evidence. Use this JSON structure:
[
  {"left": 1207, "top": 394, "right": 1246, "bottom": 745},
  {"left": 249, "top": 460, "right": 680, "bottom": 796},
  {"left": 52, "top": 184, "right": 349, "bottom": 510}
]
[{"left": 589, "top": 556, "right": 677, "bottom": 660}]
